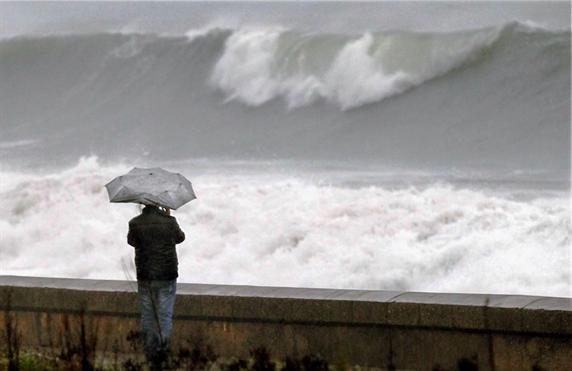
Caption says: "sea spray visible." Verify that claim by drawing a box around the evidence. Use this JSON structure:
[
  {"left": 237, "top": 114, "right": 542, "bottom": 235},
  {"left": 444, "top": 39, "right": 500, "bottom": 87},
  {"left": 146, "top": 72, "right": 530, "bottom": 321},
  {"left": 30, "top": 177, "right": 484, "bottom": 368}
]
[{"left": 1, "top": 157, "right": 568, "bottom": 296}]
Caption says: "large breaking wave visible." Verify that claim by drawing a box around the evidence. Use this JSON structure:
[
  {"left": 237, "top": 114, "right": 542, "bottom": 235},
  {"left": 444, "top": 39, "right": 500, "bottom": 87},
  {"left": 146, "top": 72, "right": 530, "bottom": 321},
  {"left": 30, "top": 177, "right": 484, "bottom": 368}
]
[
  {"left": 209, "top": 25, "right": 501, "bottom": 109},
  {"left": 0, "top": 21, "right": 569, "bottom": 171}
]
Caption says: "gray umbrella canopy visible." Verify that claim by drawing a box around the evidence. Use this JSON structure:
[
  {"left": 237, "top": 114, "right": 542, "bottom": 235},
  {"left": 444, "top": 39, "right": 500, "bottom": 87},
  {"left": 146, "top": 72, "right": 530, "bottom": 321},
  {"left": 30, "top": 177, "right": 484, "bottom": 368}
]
[{"left": 105, "top": 167, "right": 196, "bottom": 210}]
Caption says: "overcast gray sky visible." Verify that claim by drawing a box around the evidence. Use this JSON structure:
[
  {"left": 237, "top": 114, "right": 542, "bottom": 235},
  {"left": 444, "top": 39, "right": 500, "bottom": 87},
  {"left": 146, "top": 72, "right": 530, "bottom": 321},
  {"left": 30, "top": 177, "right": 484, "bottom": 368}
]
[{"left": 1, "top": 1, "right": 570, "bottom": 36}]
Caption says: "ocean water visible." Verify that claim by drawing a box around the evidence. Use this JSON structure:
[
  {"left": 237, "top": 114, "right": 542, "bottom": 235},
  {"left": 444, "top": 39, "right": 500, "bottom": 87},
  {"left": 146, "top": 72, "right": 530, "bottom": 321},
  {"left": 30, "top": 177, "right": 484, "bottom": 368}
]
[{"left": 0, "top": 2, "right": 570, "bottom": 296}]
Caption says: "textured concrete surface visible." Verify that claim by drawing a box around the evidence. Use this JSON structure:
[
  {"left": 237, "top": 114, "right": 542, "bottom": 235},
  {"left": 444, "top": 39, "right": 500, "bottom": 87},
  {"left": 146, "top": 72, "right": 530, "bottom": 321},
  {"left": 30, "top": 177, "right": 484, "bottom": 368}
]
[{"left": 1, "top": 276, "right": 571, "bottom": 370}]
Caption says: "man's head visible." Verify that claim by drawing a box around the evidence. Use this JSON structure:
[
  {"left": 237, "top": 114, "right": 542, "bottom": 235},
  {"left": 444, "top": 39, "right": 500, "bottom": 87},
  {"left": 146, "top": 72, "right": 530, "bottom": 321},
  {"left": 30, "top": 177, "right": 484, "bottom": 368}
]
[
  {"left": 142, "top": 205, "right": 160, "bottom": 213},
  {"left": 142, "top": 205, "right": 170, "bottom": 215}
]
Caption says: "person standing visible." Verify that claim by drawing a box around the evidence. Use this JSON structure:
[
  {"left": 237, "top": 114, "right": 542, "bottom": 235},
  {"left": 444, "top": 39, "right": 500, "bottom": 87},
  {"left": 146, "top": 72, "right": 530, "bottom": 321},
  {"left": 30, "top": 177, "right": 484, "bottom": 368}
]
[{"left": 127, "top": 204, "right": 185, "bottom": 366}]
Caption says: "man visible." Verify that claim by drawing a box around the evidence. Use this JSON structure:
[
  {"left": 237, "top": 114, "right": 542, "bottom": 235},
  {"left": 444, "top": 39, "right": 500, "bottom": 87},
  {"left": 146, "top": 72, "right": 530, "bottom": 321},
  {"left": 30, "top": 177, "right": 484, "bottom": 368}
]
[{"left": 127, "top": 204, "right": 185, "bottom": 365}]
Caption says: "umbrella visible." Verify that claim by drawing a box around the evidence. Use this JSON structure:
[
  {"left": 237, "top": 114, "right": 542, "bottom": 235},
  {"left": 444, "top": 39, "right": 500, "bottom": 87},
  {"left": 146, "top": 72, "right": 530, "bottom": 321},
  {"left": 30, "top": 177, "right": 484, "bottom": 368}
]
[{"left": 105, "top": 167, "right": 196, "bottom": 210}]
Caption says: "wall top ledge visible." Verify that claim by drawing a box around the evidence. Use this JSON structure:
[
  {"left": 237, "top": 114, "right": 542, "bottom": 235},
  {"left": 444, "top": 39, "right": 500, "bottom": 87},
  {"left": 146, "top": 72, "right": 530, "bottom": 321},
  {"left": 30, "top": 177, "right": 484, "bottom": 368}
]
[{"left": 1, "top": 275, "right": 570, "bottom": 312}]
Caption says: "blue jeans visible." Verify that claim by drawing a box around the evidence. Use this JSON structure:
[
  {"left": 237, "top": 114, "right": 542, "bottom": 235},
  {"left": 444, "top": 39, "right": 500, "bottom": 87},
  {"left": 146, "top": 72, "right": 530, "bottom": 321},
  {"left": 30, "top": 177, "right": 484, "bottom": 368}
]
[{"left": 137, "top": 280, "right": 177, "bottom": 358}]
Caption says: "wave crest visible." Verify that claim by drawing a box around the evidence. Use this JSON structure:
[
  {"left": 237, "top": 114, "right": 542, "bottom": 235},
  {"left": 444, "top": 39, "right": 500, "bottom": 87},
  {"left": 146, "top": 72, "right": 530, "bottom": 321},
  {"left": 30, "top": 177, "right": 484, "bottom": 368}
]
[{"left": 209, "top": 26, "right": 502, "bottom": 109}]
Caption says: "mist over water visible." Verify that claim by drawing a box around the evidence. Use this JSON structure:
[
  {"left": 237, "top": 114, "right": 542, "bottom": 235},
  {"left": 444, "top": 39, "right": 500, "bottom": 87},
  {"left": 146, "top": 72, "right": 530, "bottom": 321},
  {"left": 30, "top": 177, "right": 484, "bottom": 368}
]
[{"left": 0, "top": 2, "right": 570, "bottom": 296}]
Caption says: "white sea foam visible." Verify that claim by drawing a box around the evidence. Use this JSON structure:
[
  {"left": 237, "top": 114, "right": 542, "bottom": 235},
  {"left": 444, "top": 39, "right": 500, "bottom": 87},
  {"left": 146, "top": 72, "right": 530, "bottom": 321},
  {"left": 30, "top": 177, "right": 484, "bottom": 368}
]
[
  {"left": 210, "top": 27, "right": 285, "bottom": 106},
  {"left": 1, "top": 157, "right": 569, "bottom": 297},
  {"left": 320, "top": 33, "right": 411, "bottom": 110}
]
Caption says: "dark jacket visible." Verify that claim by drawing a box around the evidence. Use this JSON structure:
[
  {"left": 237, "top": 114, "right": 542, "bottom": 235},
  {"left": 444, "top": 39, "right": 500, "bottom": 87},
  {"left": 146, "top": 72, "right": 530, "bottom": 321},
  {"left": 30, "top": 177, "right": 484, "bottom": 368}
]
[{"left": 127, "top": 206, "right": 186, "bottom": 281}]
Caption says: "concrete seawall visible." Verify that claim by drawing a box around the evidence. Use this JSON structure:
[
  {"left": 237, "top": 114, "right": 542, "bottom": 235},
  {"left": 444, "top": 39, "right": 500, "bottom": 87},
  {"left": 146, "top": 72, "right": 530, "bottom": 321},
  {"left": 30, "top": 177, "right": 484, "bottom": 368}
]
[{"left": 1, "top": 276, "right": 570, "bottom": 370}]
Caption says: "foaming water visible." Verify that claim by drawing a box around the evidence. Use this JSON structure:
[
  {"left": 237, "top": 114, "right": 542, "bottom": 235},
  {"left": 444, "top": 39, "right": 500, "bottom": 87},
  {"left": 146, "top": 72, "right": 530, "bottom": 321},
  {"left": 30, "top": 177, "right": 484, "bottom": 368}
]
[{"left": 1, "top": 158, "right": 569, "bottom": 297}]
